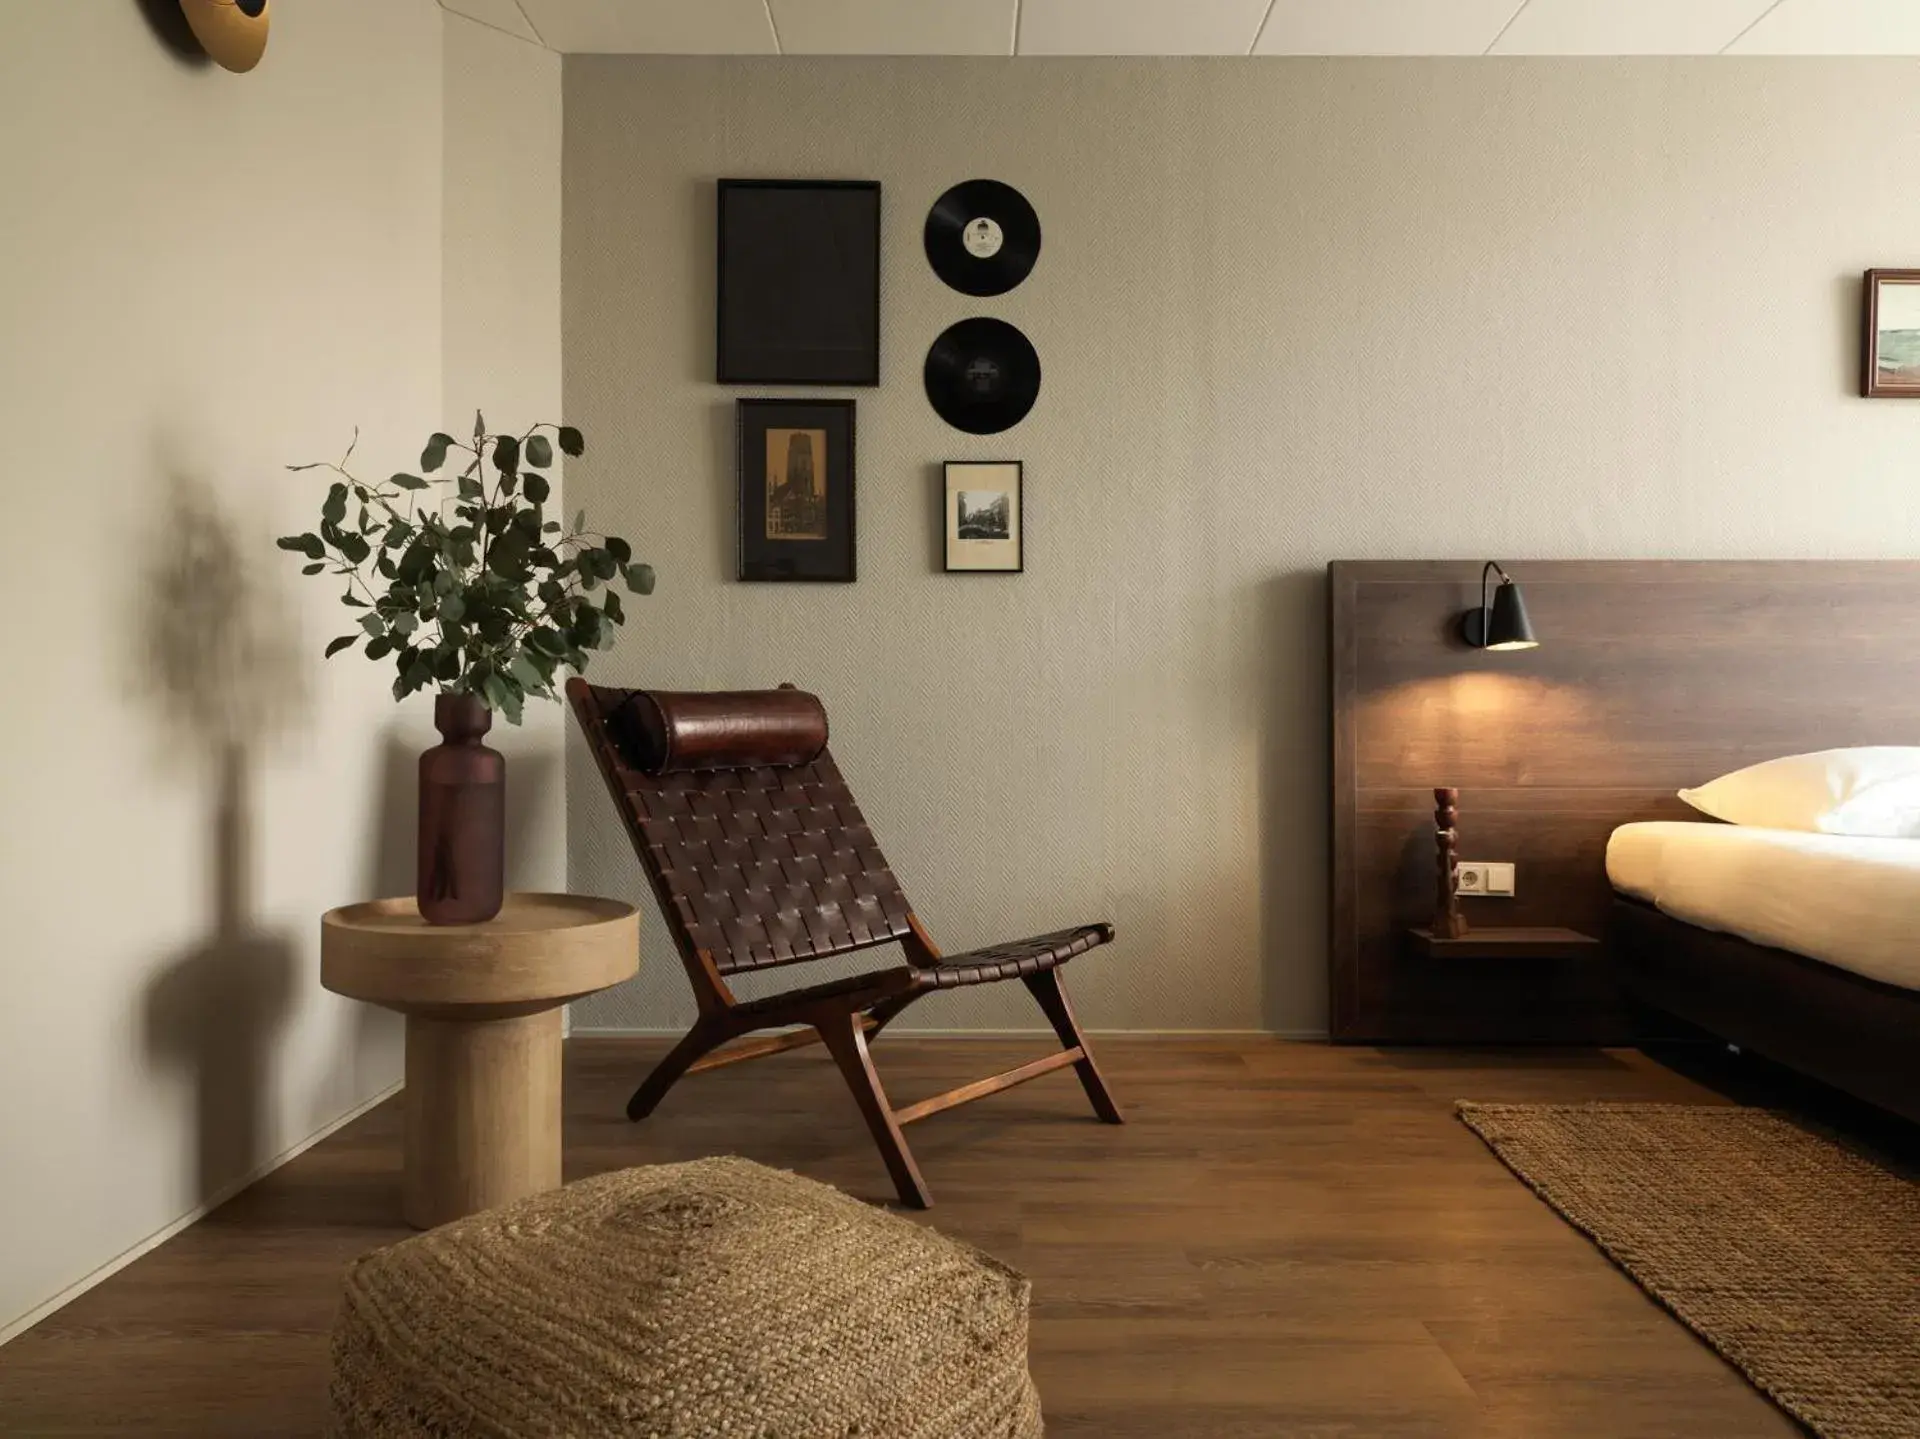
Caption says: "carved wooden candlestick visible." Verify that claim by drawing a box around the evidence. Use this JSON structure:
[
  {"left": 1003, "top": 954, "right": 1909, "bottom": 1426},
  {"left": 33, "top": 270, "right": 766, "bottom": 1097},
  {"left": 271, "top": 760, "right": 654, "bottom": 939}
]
[{"left": 1432, "top": 787, "right": 1468, "bottom": 939}]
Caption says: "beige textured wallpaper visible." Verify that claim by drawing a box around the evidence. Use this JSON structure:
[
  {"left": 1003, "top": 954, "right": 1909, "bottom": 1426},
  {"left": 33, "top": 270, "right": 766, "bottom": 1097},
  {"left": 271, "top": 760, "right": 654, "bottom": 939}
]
[{"left": 563, "top": 57, "right": 1920, "bottom": 1036}]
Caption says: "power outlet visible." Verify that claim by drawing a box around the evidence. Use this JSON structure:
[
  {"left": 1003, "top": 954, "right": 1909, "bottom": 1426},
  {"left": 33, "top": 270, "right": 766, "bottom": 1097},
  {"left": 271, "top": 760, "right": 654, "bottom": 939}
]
[{"left": 1456, "top": 862, "right": 1515, "bottom": 897}]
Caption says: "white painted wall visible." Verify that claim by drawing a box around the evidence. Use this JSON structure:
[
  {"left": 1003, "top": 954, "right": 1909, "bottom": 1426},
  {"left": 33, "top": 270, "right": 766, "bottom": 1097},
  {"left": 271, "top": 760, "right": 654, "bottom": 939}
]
[
  {"left": 443, "top": 14, "right": 568, "bottom": 896},
  {"left": 0, "top": 1, "right": 563, "bottom": 1343}
]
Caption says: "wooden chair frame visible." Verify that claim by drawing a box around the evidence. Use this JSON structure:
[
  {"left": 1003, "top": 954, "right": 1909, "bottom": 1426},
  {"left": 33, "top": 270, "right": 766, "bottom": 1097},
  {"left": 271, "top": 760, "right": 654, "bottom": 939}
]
[{"left": 568, "top": 679, "right": 1122, "bottom": 1208}]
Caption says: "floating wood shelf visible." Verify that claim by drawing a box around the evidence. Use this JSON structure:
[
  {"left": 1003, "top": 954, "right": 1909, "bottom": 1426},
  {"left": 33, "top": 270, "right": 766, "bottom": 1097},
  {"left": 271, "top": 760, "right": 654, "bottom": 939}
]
[{"left": 1406, "top": 926, "right": 1601, "bottom": 960}]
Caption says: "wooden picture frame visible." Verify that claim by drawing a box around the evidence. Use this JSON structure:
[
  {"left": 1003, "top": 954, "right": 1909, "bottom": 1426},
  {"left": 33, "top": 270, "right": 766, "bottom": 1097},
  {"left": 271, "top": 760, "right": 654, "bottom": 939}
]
[
  {"left": 1862, "top": 269, "right": 1920, "bottom": 397},
  {"left": 737, "top": 399, "right": 857, "bottom": 583},
  {"left": 717, "top": 180, "right": 881, "bottom": 387},
  {"left": 943, "top": 461, "right": 1023, "bottom": 573}
]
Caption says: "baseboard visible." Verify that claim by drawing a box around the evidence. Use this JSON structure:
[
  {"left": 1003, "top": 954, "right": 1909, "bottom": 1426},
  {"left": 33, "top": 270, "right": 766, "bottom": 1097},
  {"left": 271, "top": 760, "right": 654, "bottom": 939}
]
[
  {"left": 0, "top": 1079, "right": 403, "bottom": 1348},
  {"left": 569, "top": 1025, "right": 1329, "bottom": 1040}
]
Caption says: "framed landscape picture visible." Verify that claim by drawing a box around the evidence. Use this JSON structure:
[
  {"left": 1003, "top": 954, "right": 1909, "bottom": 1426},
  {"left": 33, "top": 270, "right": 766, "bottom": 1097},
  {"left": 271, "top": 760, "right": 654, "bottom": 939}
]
[
  {"left": 717, "top": 180, "right": 881, "bottom": 386},
  {"left": 943, "top": 461, "right": 1023, "bottom": 574},
  {"left": 737, "top": 399, "right": 856, "bottom": 582},
  {"left": 1863, "top": 269, "right": 1920, "bottom": 397}
]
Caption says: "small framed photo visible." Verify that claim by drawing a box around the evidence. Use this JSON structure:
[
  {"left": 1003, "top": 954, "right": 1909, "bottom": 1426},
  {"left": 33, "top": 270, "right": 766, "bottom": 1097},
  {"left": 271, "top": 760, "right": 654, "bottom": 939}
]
[
  {"left": 737, "top": 399, "right": 856, "bottom": 582},
  {"left": 943, "top": 461, "right": 1023, "bottom": 574},
  {"left": 1863, "top": 269, "right": 1920, "bottom": 397},
  {"left": 717, "top": 180, "right": 881, "bottom": 386}
]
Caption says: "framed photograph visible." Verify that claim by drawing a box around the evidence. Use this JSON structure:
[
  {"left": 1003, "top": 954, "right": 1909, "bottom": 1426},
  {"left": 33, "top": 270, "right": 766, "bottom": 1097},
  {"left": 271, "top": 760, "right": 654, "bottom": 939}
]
[
  {"left": 943, "top": 461, "right": 1023, "bottom": 574},
  {"left": 737, "top": 399, "right": 856, "bottom": 582},
  {"left": 1863, "top": 269, "right": 1920, "bottom": 397},
  {"left": 717, "top": 180, "right": 881, "bottom": 386}
]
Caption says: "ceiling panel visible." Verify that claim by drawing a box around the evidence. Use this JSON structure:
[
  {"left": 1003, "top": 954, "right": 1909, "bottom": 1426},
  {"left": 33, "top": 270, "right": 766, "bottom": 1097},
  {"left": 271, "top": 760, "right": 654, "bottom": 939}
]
[
  {"left": 1017, "top": 0, "right": 1272, "bottom": 55},
  {"left": 1254, "top": 0, "right": 1519, "bottom": 56},
  {"left": 771, "top": 0, "right": 1015, "bottom": 55},
  {"left": 1726, "top": 0, "right": 1920, "bottom": 54},
  {"left": 440, "top": 0, "right": 544, "bottom": 43},
  {"left": 515, "top": 0, "right": 777, "bottom": 53},
  {"left": 1491, "top": 0, "right": 1777, "bottom": 54}
]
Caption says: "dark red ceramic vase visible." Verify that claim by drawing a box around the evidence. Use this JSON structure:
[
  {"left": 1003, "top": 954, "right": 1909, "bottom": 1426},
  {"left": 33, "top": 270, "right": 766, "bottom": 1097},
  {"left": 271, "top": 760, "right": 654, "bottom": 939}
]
[{"left": 417, "top": 692, "right": 505, "bottom": 925}]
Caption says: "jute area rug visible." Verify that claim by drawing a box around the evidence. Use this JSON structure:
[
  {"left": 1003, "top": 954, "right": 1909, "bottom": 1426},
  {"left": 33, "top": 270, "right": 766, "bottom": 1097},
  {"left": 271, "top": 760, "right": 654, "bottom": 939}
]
[{"left": 1457, "top": 1103, "right": 1920, "bottom": 1439}]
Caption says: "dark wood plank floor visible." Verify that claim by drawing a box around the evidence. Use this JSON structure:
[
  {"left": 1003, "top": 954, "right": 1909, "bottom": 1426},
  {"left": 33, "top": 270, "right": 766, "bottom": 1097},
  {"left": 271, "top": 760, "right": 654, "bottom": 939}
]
[{"left": 0, "top": 1038, "right": 1815, "bottom": 1437}]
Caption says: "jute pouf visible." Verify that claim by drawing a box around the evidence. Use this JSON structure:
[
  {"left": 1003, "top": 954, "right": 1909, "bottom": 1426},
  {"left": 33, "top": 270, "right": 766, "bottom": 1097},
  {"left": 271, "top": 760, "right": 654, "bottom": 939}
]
[{"left": 329, "top": 1157, "right": 1043, "bottom": 1438}]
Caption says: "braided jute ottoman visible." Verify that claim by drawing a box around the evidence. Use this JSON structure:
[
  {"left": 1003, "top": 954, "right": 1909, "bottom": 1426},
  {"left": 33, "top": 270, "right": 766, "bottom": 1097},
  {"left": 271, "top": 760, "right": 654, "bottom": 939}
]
[{"left": 329, "top": 1157, "right": 1043, "bottom": 1438}]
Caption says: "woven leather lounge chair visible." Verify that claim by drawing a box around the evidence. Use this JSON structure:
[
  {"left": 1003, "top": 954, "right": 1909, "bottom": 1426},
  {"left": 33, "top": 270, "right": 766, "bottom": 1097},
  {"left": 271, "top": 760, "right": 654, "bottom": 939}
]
[{"left": 567, "top": 680, "right": 1123, "bottom": 1208}]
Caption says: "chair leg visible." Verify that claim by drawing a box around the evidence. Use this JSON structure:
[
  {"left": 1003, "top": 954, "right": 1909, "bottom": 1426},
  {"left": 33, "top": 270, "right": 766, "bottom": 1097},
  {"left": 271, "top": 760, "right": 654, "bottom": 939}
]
[
  {"left": 626, "top": 1020, "right": 726, "bottom": 1121},
  {"left": 862, "top": 989, "right": 926, "bottom": 1043},
  {"left": 813, "top": 1008, "right": 934, "bottom": 1209},
  {"left": 1023, "top": 968, "right": 1125, "bottom": 1125}
]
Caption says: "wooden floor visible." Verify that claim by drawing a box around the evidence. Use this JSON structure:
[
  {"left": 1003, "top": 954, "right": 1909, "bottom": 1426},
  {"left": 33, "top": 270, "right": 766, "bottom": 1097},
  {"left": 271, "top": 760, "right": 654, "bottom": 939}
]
[{"left": 0, "top": 1037, "right": 1837, "bottom": 1437}]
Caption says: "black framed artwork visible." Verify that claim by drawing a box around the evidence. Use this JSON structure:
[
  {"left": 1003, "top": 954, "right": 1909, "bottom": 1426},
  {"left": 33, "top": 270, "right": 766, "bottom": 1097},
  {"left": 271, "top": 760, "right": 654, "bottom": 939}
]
[
  {"left": 717, "top": 180, "right": 881, "bottom": 386},
  {"left": 943, "top": 461, "right": 1023, "bottom": 573},
  {"left": 737, "top": 399, "right": 857, "bottom": 582}
]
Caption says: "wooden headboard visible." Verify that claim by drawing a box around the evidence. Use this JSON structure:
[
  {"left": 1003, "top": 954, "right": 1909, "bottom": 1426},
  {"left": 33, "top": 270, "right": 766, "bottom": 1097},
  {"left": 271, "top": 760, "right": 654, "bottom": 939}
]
[{"left": 1329, "top": 560, "right": 1920, "bottom": 1044}]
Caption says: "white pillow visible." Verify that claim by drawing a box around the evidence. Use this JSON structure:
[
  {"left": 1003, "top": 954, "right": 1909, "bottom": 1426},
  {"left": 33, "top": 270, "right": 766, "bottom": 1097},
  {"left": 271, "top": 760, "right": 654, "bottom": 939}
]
[{"left": 1679, "top": 748, "right": 1920, "bottom": 837}]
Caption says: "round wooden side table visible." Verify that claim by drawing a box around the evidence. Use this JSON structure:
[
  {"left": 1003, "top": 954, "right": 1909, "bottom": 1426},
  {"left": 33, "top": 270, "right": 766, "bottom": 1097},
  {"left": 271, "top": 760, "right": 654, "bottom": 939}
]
[{"left": 321, "top": 892, "right": 638, "bottom": 1229}]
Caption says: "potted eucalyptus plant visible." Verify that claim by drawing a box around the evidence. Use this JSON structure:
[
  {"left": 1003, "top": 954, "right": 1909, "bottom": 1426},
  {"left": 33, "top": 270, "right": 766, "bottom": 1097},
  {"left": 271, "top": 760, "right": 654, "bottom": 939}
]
[{"left": 278, "top": 414, "right": 652, "bottom": 925}]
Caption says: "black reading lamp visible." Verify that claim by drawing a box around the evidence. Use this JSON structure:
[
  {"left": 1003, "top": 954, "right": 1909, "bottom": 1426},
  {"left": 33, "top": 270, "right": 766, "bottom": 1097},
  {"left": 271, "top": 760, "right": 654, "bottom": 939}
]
[{"left": 1459, "top": 561, "right": 1539, "bottom": 651}]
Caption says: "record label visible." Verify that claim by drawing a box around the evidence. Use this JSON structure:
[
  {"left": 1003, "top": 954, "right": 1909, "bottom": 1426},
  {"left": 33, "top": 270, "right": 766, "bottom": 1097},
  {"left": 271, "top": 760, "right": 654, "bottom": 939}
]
[
  {"left": 926, "top": 179, "right": 1040, "bottom": 297},
  {"left": 963, "top": 217, "right": 1004, "bottom": 259},
  {"left": 925, "top": 317, "right": 1040, "bottom": 435}
]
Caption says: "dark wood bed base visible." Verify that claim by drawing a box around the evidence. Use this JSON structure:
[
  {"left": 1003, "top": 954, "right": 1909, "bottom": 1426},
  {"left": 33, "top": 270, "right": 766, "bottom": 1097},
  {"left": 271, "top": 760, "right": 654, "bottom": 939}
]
[{"left": 1611, "top": 894, "right": 1920, "bottom": 1127}]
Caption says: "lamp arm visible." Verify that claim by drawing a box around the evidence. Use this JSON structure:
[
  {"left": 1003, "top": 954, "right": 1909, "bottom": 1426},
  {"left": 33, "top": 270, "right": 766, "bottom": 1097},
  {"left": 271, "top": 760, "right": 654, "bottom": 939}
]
[{"left": 1479, "top": 560, "right": 1510, "bottom": 629}]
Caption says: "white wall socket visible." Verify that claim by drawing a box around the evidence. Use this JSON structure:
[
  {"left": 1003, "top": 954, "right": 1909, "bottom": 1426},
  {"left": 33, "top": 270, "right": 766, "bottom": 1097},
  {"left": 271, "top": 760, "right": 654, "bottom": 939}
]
[{"left": 1456, "top": 862, "right": 1515, "bottom": 897}]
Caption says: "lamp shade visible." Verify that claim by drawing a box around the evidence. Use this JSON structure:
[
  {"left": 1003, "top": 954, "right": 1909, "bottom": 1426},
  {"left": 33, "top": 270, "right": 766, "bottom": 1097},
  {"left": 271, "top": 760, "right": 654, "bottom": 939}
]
[{"left": 1484, "top": 577, "right": 1538, "bottom": 651}]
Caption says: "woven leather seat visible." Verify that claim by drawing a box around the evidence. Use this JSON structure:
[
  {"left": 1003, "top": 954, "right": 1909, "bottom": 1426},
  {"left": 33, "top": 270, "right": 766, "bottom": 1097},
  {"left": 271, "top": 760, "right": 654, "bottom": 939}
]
[{"left": 568, "top": 680, "right": 1123, "bottom": 1208}]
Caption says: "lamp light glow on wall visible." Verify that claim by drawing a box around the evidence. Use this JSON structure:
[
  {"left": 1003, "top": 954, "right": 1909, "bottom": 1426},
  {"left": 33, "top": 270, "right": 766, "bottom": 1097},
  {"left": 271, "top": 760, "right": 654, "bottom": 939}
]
[{"left": 1459, "top": 561, "right": 1538, "bottom": 651}]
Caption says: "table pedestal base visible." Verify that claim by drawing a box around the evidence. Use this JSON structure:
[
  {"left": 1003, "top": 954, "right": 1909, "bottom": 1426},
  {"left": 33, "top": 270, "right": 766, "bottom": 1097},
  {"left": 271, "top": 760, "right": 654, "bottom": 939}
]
[{"left": 402, "top": 1007, "right": 563, "bottom": 1229}]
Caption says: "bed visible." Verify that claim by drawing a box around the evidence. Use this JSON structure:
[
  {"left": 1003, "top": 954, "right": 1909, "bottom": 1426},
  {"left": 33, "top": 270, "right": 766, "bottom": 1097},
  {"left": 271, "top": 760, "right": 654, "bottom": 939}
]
[{"left": 1607, "top": 821, "right": 1920, "bottom": 1126}]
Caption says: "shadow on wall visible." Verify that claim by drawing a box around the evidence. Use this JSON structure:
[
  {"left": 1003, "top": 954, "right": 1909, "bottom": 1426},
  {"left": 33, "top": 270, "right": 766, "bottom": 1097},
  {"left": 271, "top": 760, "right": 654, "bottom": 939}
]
[
  {"left": 130, "top": 0, "right": 210, "bottom": 67},
  {"left": 135, "top": 471, "right": 303, "bottom": 1208}
]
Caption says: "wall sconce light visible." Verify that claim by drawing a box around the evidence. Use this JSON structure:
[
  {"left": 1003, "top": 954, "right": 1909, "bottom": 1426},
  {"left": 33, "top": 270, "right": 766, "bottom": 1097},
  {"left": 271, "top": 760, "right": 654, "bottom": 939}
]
[{"left": 1459, "top": 561, "right": 1538, "bottom": 651}]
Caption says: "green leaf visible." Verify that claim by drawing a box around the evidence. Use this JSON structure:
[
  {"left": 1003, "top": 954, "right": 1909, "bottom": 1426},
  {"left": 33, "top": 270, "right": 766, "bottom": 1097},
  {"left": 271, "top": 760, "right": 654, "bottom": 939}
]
[
  {"left": 528, "top": 626, "right": 568, "bottom": 657},
  {"left": 458, "top": 472, "right": 484, "bottom": 501},
  {"left": 523, "top": 472, "right": 550, "bottom": 505},
  {"left": 365, "top": 636, "right": 394, "bottom": 661},
  {"left": 433, "top": 646, "right": 462, "bottom": 682},
  {"left": 605, "top": 536, "right": 631, "bottom": 563},
  {"left": 624, "top": 563, "right": 656, "bottom": 595},
  {"left": 301, "top": 562, "right": 326, "bottom": 576},
  {"left": 493, "top": 434, "right": 520, "bottom": 478},
  {"left": 278, "top": 533, "right": 326, "bottom": 561},
  {"left": 360, "top": 613, "right": 386, "bottom": 636},
  {"left": 324, "top": 635, "right": 358, "bottom": 658},
  {"left": 602, "top": 590, "right": 624, "bottom": 624},
  {"left": 342, "top": 590, "right": 369, "bottom": 608},
  {"left": 509, "top": 653, "right": 547, "bottom": 694},
  {"left": 390, "top": 471, "right": 431, "bottom": 491},
  {"left": 557, "top": 426, "right": 585, "bottom": 458},
  {"left": 391, "top": 611, "right": 418, "bottom": 638},
  {"left": 322, "top": 483, "right": 348, "bottom": 527},
  {"left": 421, "top": 433, "right": 455, "bottom": 473},
  {"left": 338, "top": 533, "right": 371, "bottom": 564},
  {"left": 524, "top": 434, "right": 553, "bottom": 468},
  {"left": 472, "top": 410, "right": 487, "bottom": 445}
]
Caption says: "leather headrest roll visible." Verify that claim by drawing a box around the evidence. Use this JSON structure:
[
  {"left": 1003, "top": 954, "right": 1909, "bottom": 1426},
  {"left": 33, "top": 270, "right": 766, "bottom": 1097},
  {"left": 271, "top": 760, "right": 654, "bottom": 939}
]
[{"left": 609, "top": 688, "right": 829, "bottom": 774}]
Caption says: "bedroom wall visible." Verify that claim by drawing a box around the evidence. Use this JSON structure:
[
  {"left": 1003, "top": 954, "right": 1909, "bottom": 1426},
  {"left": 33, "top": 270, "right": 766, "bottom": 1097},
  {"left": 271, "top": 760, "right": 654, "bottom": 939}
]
[
  {"left": 0, "top": 0, "right": 444, "bottom": 1340},
  {"left": 0, "top": 0, "right": 568, "bottom": 1346},
  {"left": 443, "top": 13, "right": 567, "bottom": 901},
  {"left": 563, "top": 57, "right": 1920, "bottom": 1037}
]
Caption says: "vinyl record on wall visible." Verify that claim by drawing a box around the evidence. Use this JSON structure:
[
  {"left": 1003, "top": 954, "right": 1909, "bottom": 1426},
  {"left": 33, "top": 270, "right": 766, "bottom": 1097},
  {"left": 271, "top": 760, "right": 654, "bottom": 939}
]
[
  {"left": 180, "top": 0, "right": 270, "bottom": 73},
  {"left": 924, "top": 318, "right": 1041, "bottom": 435},
  {"left": 924, "top": 180, "right": 1041, "bottom": 297}
]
